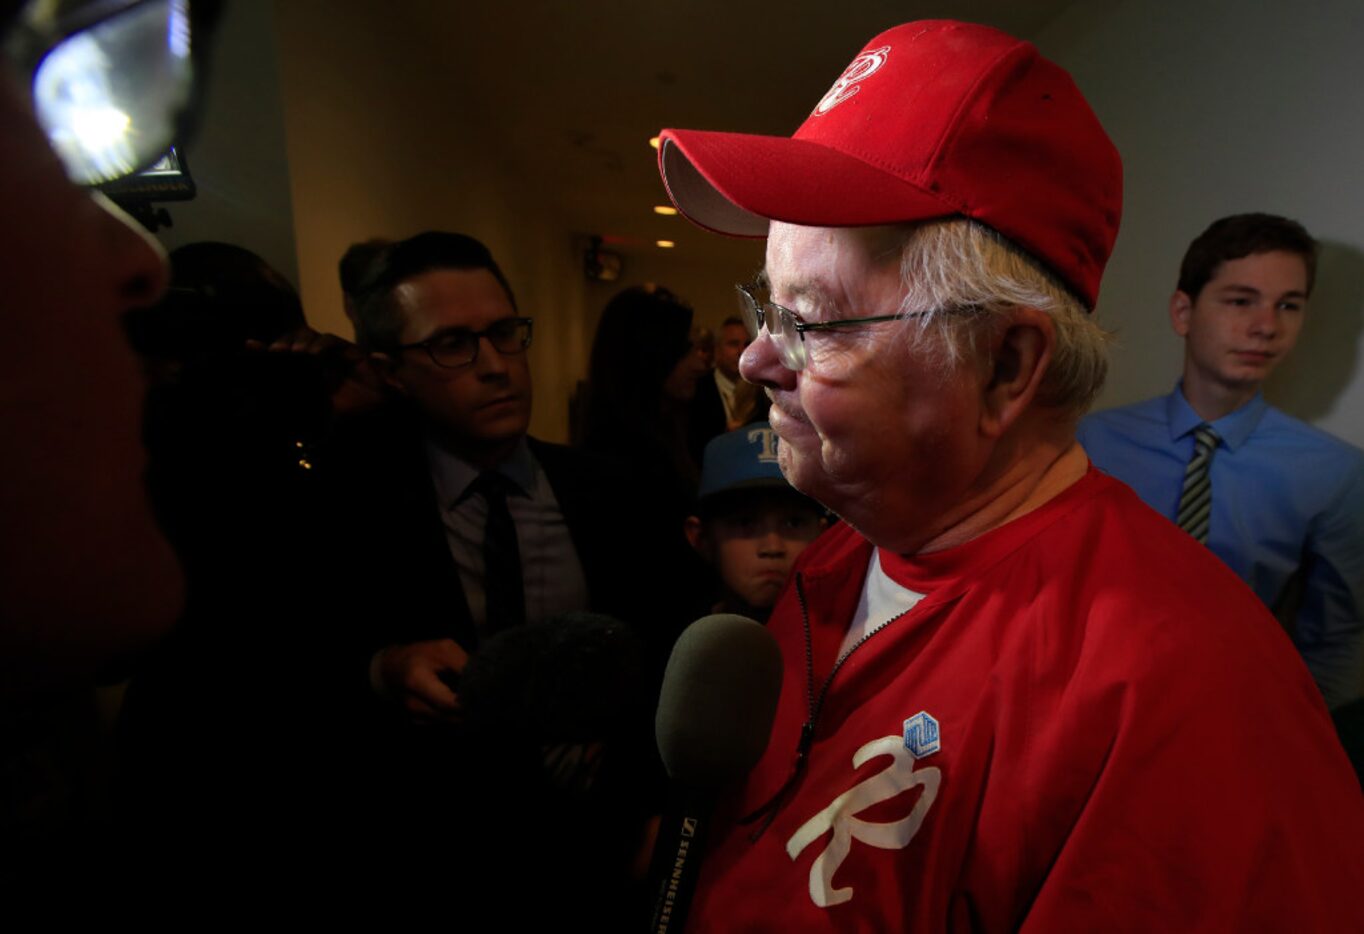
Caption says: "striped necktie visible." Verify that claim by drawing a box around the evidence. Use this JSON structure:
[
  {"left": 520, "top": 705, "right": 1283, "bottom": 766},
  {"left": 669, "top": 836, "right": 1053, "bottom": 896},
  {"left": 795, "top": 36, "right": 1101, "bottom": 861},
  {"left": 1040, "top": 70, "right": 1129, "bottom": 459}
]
[{"left": 1175, "top": 424, "right": 1219, "bottom": 544}]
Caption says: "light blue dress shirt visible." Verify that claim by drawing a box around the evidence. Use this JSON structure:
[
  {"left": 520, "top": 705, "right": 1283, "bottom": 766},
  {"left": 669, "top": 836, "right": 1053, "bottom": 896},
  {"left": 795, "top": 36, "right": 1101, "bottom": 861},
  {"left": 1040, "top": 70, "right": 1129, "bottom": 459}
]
[{"left": 1078, "top": 386, "right": 1364, "bottom": 709}]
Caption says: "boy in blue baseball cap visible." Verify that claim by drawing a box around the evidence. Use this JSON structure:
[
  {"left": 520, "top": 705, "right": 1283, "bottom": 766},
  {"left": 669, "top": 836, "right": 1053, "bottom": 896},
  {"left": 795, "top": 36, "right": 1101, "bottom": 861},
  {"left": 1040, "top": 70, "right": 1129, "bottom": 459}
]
[{"left": 684, "top": 423, "right": 826, "bottom": 622}]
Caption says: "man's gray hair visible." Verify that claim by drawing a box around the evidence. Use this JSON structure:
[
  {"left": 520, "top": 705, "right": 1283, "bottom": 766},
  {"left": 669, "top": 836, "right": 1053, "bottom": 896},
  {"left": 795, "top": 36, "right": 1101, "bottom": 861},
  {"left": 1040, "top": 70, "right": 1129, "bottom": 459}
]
[{"left": 891, "top": 219, "right": 1110, "bottom": 418}]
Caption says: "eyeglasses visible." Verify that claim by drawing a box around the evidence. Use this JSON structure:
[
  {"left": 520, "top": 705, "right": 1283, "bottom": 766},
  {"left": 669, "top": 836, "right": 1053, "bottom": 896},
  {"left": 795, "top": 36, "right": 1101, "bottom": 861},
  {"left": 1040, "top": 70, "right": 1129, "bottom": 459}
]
[
  {"left": 9, "top": 0, "right": 199, "bottom": 185},
  {"left": 735, "top": 283, "right": 934, "bottom": 371},
  {"left": 396, "top": 317, "right": 533, "bottom": 369}
]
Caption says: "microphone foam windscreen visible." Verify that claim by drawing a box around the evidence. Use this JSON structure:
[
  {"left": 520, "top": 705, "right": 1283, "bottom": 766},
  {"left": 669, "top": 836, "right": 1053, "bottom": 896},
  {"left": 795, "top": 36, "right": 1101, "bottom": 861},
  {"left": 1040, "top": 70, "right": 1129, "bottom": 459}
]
[
  {"left": 459, "top": 612, "right": 646, "bottom": 743},
  {"left": 655, "top": 614, "right": 782, "bottom": 788}
]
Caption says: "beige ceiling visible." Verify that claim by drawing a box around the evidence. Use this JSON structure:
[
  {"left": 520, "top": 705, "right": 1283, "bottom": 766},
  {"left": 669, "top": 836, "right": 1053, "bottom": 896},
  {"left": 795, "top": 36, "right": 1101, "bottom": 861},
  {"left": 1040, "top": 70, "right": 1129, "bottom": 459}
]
[{"left": 389, "top": 1, "right": 1080, "bottom": 266}]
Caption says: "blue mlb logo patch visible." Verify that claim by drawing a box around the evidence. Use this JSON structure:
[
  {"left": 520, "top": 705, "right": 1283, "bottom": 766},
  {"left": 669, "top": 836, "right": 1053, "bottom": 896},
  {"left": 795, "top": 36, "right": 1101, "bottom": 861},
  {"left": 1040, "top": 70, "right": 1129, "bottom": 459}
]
[{"left": 903, "top": 711, "right": 940, "bottom": 759}]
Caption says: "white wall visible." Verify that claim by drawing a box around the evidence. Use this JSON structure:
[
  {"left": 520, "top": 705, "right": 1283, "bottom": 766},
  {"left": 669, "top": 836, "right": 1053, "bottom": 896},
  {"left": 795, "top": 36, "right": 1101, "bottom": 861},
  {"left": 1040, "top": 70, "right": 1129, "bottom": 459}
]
[
  {"left": 581, "top": 238, "right": 767, "bottom": 336},
  {"left": 157, "top": 0, "right": 297, "bottom": 284},
  {"left": 273, "top": 2, "right": 589, "bottom": 443},
  {"left": 1036, "top": 0, "right": 1364, "bottom": 446}
]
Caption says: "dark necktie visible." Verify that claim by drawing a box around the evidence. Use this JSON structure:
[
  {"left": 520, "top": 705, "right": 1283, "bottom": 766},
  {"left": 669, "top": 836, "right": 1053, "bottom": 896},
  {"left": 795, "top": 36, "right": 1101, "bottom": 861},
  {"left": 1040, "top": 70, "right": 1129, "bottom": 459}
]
[
  {"left": 470, "top": 471, "right": 525, "bottom": 632},
  {"left": 1175, "top": 424, "right": 1219, "bottom": 545}
]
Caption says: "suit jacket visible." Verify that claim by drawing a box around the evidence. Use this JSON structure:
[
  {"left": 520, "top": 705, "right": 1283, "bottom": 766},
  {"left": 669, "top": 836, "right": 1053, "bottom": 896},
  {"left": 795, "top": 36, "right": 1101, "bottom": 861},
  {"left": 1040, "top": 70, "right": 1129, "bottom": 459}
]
[
  {"left": 687, "top": 368, "right": 729, "bottom": 466},
  {"left": 309, "top": 405, "right": 675, "bottom": 906},
  {"left": 314, "top": 403, "right": 685, "bottom": 683}
]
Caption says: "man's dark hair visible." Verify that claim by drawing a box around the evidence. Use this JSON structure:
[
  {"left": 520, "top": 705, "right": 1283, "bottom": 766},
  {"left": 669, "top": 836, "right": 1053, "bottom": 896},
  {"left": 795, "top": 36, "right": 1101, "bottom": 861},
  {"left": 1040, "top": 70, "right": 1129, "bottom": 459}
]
[
  {"left": 721, "top": 315, "right": 746, "bottom": 330},
  {"left": 338, "top": 238, "right": 391, "bottom": 299},
  {"left": 582, "top": 284, "right": 693, "bottom": 451},
  {"left": 1177, "top": 213, "right": 1318, "bottom": 300},
  {"left": 353, "top": 231, "right": 516, "bottom": 351}
]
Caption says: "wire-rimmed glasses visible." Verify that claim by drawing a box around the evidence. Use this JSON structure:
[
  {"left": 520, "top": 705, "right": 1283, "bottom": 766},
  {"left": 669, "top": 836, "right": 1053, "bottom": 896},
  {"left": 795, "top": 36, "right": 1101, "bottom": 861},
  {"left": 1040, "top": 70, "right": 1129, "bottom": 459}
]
[{"left": 735, "top": 283, "right": 933, "bottom": 371}]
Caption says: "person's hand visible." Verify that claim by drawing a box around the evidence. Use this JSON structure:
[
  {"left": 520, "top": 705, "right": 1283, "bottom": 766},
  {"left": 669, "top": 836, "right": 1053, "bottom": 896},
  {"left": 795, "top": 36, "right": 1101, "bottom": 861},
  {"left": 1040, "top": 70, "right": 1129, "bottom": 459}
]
[
  {"left": 246, "top": 326, "right": 388, "bottom": 415},
  {"left": 373, "top": 638, "right": 471, "bottom": 721}
]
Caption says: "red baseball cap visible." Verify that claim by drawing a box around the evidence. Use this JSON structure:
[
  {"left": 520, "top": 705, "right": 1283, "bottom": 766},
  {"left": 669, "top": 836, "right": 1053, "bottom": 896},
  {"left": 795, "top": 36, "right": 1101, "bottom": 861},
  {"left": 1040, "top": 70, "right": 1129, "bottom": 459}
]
[{"left": 658, "top": 20, "right": 1122, "bottom": 309}]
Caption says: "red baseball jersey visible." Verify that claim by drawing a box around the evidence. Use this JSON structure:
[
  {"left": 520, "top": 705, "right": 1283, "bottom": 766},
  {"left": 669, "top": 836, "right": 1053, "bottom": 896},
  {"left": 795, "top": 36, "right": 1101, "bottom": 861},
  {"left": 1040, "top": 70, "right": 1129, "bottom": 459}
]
[{"left": 688, "top": 469, "right": 1364, "bottom": 931}]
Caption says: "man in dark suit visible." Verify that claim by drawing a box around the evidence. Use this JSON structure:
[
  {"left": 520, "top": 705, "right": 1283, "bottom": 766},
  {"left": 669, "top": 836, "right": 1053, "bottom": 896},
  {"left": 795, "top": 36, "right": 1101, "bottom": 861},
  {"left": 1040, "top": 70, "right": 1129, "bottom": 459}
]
[
  {"left": 690, "top": 314, "right": 769, "bottom": 463},
  {"left": 330, "top": 230, "right": 668, "bottom": 715},
  {"left": 316, "top": 232, "right": 668, "bottom": 915}
]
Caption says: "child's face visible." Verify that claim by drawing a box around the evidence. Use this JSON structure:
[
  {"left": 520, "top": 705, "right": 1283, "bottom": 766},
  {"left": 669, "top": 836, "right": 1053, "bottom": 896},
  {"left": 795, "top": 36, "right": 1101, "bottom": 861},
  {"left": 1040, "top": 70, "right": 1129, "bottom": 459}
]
[{"left": 704, "top": 497, "right": 825, "bottom": 611}]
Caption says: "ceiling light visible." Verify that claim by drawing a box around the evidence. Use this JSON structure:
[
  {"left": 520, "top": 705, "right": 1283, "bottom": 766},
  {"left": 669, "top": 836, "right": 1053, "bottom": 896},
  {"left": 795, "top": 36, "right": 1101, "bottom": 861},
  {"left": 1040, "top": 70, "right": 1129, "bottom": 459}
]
[
  {"left": 656, "top": 240, "right": 675, "bottom": 249},
  {"left": 653, "top": 205, "right": 678, "bottom": 216},
  {"left": 649, "top": 136, "right": 660, "bottom": 149}
]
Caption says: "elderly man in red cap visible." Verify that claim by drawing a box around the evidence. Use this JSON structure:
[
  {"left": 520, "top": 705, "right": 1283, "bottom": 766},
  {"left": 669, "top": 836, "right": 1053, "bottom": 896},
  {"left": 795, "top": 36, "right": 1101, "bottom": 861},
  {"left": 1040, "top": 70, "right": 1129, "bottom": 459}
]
[{"left": 656, "top": 20, "right": 1363, "bottom": 931}]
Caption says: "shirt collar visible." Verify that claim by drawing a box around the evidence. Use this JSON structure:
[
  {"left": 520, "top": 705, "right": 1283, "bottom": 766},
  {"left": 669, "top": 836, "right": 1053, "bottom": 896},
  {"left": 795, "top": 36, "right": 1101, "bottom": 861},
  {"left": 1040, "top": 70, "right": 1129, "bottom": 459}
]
[
  {"left": 1166, "top": 382, "right": 1268, "bottom": 452},
  {"left": 426, "top": 434, "right": 535, "bottom": 509}
]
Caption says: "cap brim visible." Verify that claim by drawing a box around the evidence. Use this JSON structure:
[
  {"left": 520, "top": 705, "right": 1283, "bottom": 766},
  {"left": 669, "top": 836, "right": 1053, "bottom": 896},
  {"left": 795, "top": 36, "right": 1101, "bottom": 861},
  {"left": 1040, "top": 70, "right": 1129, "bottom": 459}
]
[
  {"left": 659, "top": 129, "right": 960, "bottom": 236},
  {"left": 696, "top": 476, "right": 791, "bottom": 501}
]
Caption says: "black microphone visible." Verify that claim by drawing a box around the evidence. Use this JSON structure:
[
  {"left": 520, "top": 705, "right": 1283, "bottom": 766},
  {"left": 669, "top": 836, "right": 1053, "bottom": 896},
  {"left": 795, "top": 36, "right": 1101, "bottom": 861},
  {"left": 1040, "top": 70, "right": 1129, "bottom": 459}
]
[
  {"left": 648, "top": 614, "right": 783, "bottom": 933},
  {"left": 458, "top": 611, "right": 649, "bottom": 793},
  {"left": 411, "top": 614, "right": 655, "bottom": 925}
]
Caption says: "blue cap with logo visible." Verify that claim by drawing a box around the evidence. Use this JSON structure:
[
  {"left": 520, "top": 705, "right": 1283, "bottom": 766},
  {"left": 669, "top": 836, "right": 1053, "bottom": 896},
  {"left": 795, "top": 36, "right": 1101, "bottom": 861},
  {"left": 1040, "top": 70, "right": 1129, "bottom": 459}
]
[{"left": 696, "top": 422, "right": 791, "bottom": 502}]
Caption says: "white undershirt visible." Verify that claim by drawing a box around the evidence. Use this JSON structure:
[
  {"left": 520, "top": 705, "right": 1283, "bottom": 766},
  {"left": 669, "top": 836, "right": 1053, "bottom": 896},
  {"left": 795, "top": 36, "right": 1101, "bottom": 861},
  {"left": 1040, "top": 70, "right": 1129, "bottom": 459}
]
[{"left": 839, "top": 549, "right": 927, "bottom": 656}]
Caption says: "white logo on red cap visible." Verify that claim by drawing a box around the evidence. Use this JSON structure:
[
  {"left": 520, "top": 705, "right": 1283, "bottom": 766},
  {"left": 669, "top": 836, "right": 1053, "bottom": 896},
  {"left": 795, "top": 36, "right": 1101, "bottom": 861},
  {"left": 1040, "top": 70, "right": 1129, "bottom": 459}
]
[{"left": 814, "top": 45, "right": 890, "bottom": 116}]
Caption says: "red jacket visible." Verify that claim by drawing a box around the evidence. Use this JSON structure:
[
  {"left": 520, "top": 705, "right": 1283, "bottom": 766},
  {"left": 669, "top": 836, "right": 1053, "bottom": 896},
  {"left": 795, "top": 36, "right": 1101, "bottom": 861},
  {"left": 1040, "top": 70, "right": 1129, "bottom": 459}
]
[{"left": 689, "top": 470, "right": 1364, "bottom": 931}]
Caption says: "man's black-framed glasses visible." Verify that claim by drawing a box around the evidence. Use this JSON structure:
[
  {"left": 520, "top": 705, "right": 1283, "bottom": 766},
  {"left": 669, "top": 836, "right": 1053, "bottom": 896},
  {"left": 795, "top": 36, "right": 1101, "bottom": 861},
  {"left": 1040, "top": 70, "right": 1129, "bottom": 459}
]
[
  {"left": 736, "top": 283, "right": 930, "bottom": 372},
  {"left": 397, "top": 317, "right": 533, "bottom": 369}
]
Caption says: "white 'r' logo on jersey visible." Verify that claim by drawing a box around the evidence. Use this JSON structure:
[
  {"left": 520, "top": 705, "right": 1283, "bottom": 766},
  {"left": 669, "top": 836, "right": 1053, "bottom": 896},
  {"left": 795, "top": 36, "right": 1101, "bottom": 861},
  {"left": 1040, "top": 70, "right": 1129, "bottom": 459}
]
[
  {"left": 813, "top": 46, "right": 891, "bottom": 116},
  {"left": 785, "top": 734, "right": 940, "bottom": 908}
]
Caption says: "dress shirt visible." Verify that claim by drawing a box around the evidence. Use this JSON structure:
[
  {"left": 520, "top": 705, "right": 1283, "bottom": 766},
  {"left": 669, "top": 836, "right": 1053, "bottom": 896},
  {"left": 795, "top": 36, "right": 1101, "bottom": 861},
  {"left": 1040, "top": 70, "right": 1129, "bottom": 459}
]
[
  {"left": 426, "top": 435, "right": 589, "bottom": 632},
  {"left": 1078, "top": 385, "right": 1364, "bottom": 708}
]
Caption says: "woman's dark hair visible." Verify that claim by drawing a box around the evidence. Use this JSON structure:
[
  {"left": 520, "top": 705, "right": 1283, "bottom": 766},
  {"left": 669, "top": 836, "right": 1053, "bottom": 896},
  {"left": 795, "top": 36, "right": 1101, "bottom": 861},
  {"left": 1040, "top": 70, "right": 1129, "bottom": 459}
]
[
  {"left": 338, "top": 237, "right": 391, "bottom": 299},
  {"left": 581, "top": 285, "right": 693, "bottom": 449}
]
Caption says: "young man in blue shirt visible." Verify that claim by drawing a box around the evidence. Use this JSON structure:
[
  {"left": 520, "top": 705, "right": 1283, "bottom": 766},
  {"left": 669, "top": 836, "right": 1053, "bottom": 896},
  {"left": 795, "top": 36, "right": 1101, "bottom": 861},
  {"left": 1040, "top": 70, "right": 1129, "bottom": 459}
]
[{"left": 1078, "top": 213, "right": 1364, "bottom": 709}]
